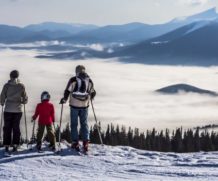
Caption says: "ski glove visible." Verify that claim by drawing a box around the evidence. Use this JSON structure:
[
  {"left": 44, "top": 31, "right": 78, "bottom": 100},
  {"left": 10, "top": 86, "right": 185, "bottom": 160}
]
[
  {"left": 60, "top": 98, "right": 66, "bottom": 104},
  {"left": 90, "top": 91, "right": 96, "bottom": 100}
]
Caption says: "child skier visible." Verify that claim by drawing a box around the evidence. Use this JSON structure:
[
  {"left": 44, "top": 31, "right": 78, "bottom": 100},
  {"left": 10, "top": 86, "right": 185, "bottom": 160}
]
[{"left": 32, "top": 91, "right": 56, "bottom": 152}]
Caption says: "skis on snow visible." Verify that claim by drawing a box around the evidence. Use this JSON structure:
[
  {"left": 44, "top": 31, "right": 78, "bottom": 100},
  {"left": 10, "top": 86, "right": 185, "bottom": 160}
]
[{"left": 61, "top": 140, "right": 89, "bottom": 155}]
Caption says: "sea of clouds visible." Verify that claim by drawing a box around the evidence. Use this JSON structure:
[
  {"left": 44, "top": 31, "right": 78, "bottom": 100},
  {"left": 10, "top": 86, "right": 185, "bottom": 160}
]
[{"left": 1, "top": 48, "right": 218, "bottom": 136}]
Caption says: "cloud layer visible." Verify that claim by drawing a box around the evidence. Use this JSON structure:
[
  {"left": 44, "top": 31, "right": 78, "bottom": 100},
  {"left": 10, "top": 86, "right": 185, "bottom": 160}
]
[{"left": 1, "top": 48, "right": 218, "bottom": 135}]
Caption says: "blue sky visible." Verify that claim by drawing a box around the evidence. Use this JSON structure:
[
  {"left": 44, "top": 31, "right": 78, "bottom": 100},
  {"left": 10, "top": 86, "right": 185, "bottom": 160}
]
[{"left": 0, "top": 0, "right": 217, "bottom": 26}]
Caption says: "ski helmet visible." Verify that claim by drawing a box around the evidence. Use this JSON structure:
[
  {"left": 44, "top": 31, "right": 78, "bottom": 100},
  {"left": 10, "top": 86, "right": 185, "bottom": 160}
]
[
  {"left": 10, "top": 70, "right": 19, "bottom": 79},
  {"left": 75, "top": 65, "right": 86, "bottom": 75},
  {"left": 41, "top": 91, "right": 50, "bottom": 101}
]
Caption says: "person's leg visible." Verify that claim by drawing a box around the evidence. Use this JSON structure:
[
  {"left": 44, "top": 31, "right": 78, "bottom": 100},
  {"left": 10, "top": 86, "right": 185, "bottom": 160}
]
[
  {"left": 46, "top": 125, "right": 56, "bottom": 148},
  {"left": 37, "top": 124, "right": 45, "bottom": 149},
  {"left": 3, "top": 112, "right": 13, "bottom": 148},
  {"left": 12, "top": 112, "right": 22, "bottom": 146},
  {"left": 79, "top": 108, "right": 89, "bottom": 151},
  {"left": 70, "top": 107, "right": 79, "bottom": 142},
  {"left": 79, "top": 108, "right": 89, "bottom": 141}
]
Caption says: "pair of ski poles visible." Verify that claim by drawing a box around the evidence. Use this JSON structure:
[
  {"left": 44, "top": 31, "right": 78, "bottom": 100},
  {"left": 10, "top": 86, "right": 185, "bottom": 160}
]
[
  {"left": 57, "top": 99, "right": 103, "bottom": 152},
  {"left": 28, "top": 103, "right": 64, "bottom": 152},
  {"left": 0, "top": 106, "right": 3, "bottom": 145}
]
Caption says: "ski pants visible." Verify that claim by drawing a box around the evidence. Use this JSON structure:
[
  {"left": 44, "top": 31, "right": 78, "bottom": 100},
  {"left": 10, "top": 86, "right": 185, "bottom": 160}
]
[
  {"left": 37, "top": 124, "right": 56, "bottom": 146},
  {"left": 3, "top": 112, "right": 22, "bottom": 146},
  {"left": 70, "top": 107, "right": 89, "bottom": 142}
]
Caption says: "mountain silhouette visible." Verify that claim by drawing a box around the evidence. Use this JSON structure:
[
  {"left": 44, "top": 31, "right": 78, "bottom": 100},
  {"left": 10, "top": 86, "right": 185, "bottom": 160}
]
[{"left": 156, "top": 84, "right": 217, "bottom": 96}]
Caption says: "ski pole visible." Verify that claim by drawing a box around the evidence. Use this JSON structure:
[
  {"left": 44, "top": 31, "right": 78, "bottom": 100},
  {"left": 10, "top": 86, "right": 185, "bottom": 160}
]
[
  {"left": 0, "top": 106, "right": 4, "bottom": 145},
  {"left": 58, "top": 104, "right": 64, "bottom": 152},
  {"left": 90, "top": 99, "right": 103, "bottom": 145},
  {"left": 29, "top": 119, "right": 36, "bottom": 150},
  {"left": 53, "top": 122, "right": 56, "bottom": 140},
  {"left": 53, "top": 122, "right": 56, "bottom": 134},
  {"left": 24, "top": 104, "right": 28, "bottom": 145}
]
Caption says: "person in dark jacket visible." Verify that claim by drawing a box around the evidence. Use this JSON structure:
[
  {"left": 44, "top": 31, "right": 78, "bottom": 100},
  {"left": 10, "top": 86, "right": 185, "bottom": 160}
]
[
  {"left": 60, "top": 65, "right": 96, "bottom": 152},
  {"left": 0, "top": 70, "right": 28, "bottom": 154},
  {"left": 32, "top": 91, "right": 56, "bottom": 151}
]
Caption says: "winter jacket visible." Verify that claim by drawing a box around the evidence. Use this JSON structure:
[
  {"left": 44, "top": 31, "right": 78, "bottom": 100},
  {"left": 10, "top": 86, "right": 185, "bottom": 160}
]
[
  {"left": 63, "top": 75, "right": 96, "bottom": 108},
  {"left": 0, "top": 79, "right": 28, "bottom": 113},
  {"left": 32, "top": 100, "right": 55, "bottom": 125}
]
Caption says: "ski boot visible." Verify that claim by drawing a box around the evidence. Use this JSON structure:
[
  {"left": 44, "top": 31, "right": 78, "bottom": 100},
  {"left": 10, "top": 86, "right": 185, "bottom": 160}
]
[
  {"left": 83, "top": 141, "right": 89, "bottom": 153},
  {"left": 49, "top": 144, "right": 56, "bottom": 152},
  {"left": 4, "top": 146, "right": 11, "bottom": 157},
  {"left": 12, "top": 145, "right": 18, "bottom": 152},
  {"left": 37, "top": 144, "right": 43, "bottom": 153},
  {"left": 71, "top": 141, "right": 80, "bottom": 152}
]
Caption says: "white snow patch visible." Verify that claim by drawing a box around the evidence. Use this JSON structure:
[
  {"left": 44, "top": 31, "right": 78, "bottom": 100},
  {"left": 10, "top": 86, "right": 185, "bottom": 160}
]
[
  {"left": 89, "top": 44, "right": 104, "bottom": 51},
  {"left": 107, "top": 48, "right": 114, "bottom": 53},
  {"left": 0, "top": 41, "right": 66, "bottom": 48},
  {"left": 185, "top": 21, "right": 211, "bottom": 34},
  {"left": 151, "top": 41, "right": 169, "bottom": 45}
]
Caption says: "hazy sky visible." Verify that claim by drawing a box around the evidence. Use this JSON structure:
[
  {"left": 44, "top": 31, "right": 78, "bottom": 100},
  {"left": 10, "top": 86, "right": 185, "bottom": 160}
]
[{"left": 0, "top": 0, "right": 217, "bottom": 26}]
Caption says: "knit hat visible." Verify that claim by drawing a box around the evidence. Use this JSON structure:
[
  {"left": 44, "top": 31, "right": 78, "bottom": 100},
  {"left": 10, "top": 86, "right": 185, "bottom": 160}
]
[
  {"left": 10, "top": 70, "right": 19, "bottom": 79},
  {"left": 75, "top": 65, "right": 85, "bottom": 75}
]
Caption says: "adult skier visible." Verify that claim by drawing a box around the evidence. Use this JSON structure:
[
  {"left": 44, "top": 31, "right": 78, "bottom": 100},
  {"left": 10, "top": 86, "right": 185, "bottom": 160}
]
[
  {"left": 0, "top": 70, "right": 28, "bottom": 155},
  {"left": 60, "top": 65, "right": 96, "bottom": 152}
]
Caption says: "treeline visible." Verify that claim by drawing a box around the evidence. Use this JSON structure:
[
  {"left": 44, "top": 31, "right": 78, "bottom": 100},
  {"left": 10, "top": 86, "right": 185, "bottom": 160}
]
[
  {"left": 2, "top": 123, "right": 218, "bottom": 153},
  {"left": 58, "top": 123, "right": 218, "bottom": 153}
]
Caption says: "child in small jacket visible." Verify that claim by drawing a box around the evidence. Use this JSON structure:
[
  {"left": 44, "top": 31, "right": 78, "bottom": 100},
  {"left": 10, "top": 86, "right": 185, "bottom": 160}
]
[{"left": 32, "top": 91, "right": 56, "bottom": 151}]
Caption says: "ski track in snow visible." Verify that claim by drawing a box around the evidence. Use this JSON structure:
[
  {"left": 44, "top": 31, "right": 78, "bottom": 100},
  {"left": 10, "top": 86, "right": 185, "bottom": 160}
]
[{"left": 0, "top": 144, "right": 218, "bottom": 181}]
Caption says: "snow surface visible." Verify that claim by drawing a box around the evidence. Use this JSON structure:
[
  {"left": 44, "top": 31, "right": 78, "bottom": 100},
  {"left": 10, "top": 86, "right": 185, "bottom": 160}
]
[
  {"left": 0, "top": 143, "right": 218, "bottom": 181},
  {"left": 185, "top": 21, "right": 211, "bottom": 35}
]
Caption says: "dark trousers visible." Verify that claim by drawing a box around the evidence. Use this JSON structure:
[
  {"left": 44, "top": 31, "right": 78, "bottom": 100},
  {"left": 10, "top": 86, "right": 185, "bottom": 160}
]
[{"left": 3, "top": 112, "right": 22, "bottom": 146}]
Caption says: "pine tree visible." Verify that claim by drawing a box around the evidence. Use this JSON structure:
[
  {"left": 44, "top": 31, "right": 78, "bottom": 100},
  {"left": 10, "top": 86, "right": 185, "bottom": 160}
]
[
  {"left": 145, "top": 130, "right": 151, "bottom": 150},
  {"left": 163, "top": 129, "right": 171, "bottom": 152},
  {"left": 105, "top": 124, "right": 111, "bottom": 145},
  {"left": 194, "top": 128, "right": 200, "bottom": 152},
  {"left": 127, "top": 127, "right": 133, "bottom": 146},
  {"left": 61, "top": 123, "right": 71, "bottom": 143},
  {"left": 172, "top": 128, "right": 183, "bottom": 153}
]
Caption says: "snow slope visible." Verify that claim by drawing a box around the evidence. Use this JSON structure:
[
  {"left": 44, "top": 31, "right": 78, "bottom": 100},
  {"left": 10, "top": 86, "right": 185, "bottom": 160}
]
[{"left": 0, "top": 143, "right": 218, "bottom": 181}]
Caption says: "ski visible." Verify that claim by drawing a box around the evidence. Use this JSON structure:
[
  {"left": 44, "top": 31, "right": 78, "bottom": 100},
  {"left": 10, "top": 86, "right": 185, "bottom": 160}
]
[
  {"left": 4, "top": 151, "right": 12, "bottom": 157},
  {"left": 61, "top": 140, "right": 83, "bottom": 156},
  {"left": 38, "top": 150, "right": 44, "bottom": 153}
]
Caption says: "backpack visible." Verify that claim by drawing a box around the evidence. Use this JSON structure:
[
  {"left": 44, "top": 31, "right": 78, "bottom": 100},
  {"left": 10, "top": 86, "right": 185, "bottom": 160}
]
[{"left": 72, "top": 74, "right": 90, "bottom": 101}]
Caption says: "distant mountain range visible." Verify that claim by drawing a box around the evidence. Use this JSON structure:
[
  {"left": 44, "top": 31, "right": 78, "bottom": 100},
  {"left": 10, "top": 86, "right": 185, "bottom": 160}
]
[
  {"left": 0, "top": 8, "right": 217, "bottom": 44},
  {"left": 1, "top": 8, "right": 218, "bottom": 66},
  {"left": 115, "top": 19, "right": 218, "bottom": 65},
  {"left": 66, "top": 7, "right": 218, "bottom": 43},
  {"left": 156, "top": 84, "right": 218, "bottom": 96}
]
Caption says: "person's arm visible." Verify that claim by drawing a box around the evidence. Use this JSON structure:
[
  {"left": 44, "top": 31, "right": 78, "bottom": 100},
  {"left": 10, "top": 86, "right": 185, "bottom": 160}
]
[
  {"left": 51, "top": 104, "right": 55, "bottom": 123},
  {"left": 0, "top": 84, "right": 8, "bottom": 106},
  {"left": 21, "top": 84, "right": 28, "bottom": 104},
  {"left": 89, "top": 79, "right": 96, "bottom": 100},
  {"left": 32, "top": 104, "right": 39, "bottom": 120},
  {"left": 60, "top": 77, "right": 76, "bottom": 104}
]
